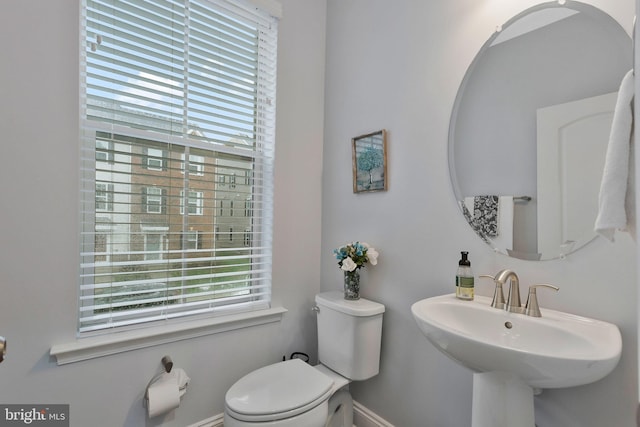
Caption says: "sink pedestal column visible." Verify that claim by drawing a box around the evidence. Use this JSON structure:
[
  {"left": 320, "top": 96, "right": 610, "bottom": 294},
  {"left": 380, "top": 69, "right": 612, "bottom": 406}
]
[{"left": 472, "top": 371, "right": 535, "bottom": 427}]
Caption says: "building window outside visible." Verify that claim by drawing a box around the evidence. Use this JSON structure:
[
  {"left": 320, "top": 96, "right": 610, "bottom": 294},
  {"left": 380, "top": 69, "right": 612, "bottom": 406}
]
[
  {"left": 180, "top": 190, "right": 204, "bottom": 215},
  {"left": 96, "top": 182, "right": 113, "bottom": 211},
  {"left": 144, "top": 148, "right": 165, "bottom": 171},
  {"left": 96, "top": 139, "right": 114, "bottom": 163},
  {"left": 181, "top": 153, "right": 205, "bottom": 176},
  {"left": 183, "top": 231, "right": 201, "bottom": 250},
  {"left": 244, "top": 228, "right": 251, "bottom": 247},
  {"left": 145, "top": 187, "right": 164, "bottom": 214}
]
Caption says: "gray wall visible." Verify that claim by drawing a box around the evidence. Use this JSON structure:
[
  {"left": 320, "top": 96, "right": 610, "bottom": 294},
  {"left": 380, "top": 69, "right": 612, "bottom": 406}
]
[
  {"left": 321, "top": 0, "right": 637, "bottom": 426},
  {"left": 0, "top": 1, "right": 326, "bottom": 426},
  {"left": 0, "top": 1, "right": 637, "bottom": 427}
]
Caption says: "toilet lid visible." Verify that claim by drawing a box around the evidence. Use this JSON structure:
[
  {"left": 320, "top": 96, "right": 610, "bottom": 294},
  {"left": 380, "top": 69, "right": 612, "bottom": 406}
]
[{"left": 225, "top": 359, "right": 334, "bottom": 421}]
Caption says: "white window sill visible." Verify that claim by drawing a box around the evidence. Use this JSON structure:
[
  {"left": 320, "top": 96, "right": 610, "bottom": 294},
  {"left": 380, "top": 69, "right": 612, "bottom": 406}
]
[{"left": 50, "top": 307, "right": 287, "bottom": 365}]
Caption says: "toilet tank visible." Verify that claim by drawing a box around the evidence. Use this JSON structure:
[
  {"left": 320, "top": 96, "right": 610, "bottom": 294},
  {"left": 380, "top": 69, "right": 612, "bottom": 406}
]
[{"left": 315, "top": 291, "right": 385, "bottom": 381}]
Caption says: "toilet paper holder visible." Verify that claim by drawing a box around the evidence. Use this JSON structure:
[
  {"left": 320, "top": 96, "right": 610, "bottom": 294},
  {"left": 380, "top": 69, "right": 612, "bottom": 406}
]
[
  {"left": 161, "top": 355, "right": 173, "bottom": 373},
  {"left": 144, "top": 355, "right": 190, "bottom": 414}
]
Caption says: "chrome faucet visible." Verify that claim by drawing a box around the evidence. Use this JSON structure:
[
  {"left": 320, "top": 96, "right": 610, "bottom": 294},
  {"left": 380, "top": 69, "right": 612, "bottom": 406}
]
[
  {"left": 524, "top": 284, "right": 559, "bottom": 317},
  {"left": 478, "top": 274, "right": 505, "bottom": 309},
  {"left": 482, "top": 270, "right": 560, "bottom": 317},
  {"left": 494, "top": 269, "right": 524, "bottom": 314}
]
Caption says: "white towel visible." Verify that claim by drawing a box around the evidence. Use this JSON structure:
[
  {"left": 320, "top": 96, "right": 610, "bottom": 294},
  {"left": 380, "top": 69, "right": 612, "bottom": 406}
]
[
  {"left": 494, "top": 196, "right": 514, "bottom": 250},
  {"left": 595, "top": 69, "right": 635, "bottom": 242}
]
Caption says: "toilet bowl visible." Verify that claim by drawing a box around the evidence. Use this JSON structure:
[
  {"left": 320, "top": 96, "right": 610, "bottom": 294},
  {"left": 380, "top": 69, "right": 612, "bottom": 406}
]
[
  {"left": 224, "top": 291, "right": 385, "bottom": 427},
  {"left": 326, "top": 389, "right": 353, "bottom": 427},
  {"left": 224, "top": 359, "right": 349, "bottom": 427}
]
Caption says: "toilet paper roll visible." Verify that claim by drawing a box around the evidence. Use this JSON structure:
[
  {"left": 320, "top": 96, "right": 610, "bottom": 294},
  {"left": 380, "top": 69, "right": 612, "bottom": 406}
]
[
  {"left": 147, "top": 374, "right": 180, "bottom": 418},
  {"left": 172, "top": 368, "right": 190, "bottom": 397}
]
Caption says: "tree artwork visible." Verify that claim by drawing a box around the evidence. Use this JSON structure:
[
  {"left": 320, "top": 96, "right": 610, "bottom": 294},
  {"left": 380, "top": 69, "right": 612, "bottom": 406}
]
[{"left": 357, "top": 146, "right": 384, "bottom": 185}]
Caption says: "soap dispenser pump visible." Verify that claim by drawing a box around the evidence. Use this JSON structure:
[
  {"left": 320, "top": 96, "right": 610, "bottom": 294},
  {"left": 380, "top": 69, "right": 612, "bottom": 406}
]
[{"left": 456, "top": 251, "right": 474, "bottom": 300}]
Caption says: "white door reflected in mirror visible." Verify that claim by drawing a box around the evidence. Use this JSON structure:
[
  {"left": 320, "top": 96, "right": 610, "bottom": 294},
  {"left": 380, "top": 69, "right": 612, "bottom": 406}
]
[{"left": 536, "top": 92, "right": 616, "bottom": 259}]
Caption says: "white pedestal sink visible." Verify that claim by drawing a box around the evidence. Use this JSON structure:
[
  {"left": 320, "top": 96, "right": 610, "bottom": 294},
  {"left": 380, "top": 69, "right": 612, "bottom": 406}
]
[{"left": 411, "top": 294, "right": 622, "bottom": 427}]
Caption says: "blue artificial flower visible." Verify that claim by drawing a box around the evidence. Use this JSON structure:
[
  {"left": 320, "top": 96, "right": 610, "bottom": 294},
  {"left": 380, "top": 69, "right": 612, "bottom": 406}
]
[{"left": 333, "top": 241, "right": 379, "bottom": 271}]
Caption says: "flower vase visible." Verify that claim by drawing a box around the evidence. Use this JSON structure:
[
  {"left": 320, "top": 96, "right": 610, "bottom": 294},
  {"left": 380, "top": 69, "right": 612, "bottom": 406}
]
[{"left": 343, "top": 270, "right": 360, "bottom": 300}]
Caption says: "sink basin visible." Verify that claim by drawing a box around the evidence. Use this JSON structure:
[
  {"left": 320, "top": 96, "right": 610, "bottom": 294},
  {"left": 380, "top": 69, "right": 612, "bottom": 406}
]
[{"left": 411, "top": 294, "right": 622, "bottom": 389}]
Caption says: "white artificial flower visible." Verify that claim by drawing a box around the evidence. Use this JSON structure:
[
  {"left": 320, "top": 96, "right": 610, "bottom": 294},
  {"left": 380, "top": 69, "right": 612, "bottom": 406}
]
[
  {"left": 341, "top": 257, "right": 357, "bottom": 272},
  {"left": 367, "top": 248, "right": 379, "bottom": 265}
]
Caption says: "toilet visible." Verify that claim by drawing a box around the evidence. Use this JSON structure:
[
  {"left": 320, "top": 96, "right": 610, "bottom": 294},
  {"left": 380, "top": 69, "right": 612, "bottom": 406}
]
[{"left": 224, "top": 291, "right": 385, "bottom": 427}]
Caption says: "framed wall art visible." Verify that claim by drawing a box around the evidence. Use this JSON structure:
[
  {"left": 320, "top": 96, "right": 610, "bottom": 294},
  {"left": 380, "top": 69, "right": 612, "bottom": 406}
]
[{"left": 352, "top": 129, "right": 388, "bottom": 193}]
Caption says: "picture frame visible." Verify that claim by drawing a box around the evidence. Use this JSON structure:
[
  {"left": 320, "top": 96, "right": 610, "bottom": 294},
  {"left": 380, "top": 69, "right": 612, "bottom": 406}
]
[{"left": 352, "top": 129, "right": 388, "bottom": 193}]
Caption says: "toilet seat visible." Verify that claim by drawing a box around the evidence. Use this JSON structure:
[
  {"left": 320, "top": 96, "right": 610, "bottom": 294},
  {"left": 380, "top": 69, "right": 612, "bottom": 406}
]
[{"left": 225, "top": 359, "right": 334, "bottom": 423}]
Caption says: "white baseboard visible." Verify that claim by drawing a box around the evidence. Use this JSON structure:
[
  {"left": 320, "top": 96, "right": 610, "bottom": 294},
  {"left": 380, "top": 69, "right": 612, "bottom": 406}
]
[
  {"left": 353, "top": 400, "right": 394, "bottom": 427},
  {"left": 191, "top": 401, "right": 393, "bottom": 427},
  {"left": 187, "top": 413, "right": 224, "bottom": 427}
]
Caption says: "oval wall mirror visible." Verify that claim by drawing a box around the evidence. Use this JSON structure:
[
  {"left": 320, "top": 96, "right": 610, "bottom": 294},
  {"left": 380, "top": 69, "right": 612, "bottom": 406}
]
[{"left": 449, "top": 1, "right": 632, "bottom": 261}]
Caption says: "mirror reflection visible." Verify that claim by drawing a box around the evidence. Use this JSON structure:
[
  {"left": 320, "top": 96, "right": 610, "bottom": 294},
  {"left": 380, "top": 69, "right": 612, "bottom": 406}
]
[{"left": 449, "top": 2, "right": 631, "bottom": 260}]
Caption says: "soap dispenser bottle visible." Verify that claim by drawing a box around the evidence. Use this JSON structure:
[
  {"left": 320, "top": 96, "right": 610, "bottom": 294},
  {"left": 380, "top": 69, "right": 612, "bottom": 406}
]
[{"left": 456, "top": 251, "right": 474, "bottom": 300}]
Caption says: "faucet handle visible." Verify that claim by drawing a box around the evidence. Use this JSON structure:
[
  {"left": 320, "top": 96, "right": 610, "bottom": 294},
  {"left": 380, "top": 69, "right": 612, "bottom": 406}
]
[
  {"left": 525, "top": 284, "right": 559, "bottom": 317},
  {"left": 479, "top": 274, "right": 505, "bottom": 309}
]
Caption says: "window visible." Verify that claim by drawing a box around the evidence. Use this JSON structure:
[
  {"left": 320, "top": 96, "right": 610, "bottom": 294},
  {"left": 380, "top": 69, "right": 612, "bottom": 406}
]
[
  {"left": 181, "top": 154, "right": 205, "bottom": 176},
  {"left": 144, "top": 187, "right": 165, "bottom": 214},
  {"left": 79, "top": 0, "right": 278, "bottom": 333},
  {"left": 182, "top": 231, "right": 201, "bottom": 250},
  {"left": 180, "top": 190, "right": 204, "bottom": 216},
  {"left": 95, "top": 182, "right": 113, "bottom": 211},
  {"left": 144, "top": 148, "right": 166, "bottom": 171},
  {"left": 96, "top": 139, "right": 113, "bottom": 163},
  {"left": 244, "top": 228, "right": 251, "bottom": 247}
]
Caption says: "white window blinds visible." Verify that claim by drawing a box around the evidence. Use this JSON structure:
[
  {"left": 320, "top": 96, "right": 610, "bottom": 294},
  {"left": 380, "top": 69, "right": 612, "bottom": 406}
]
[{"left": 80, "top": 0, "right": 278, "bottom": 333}]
